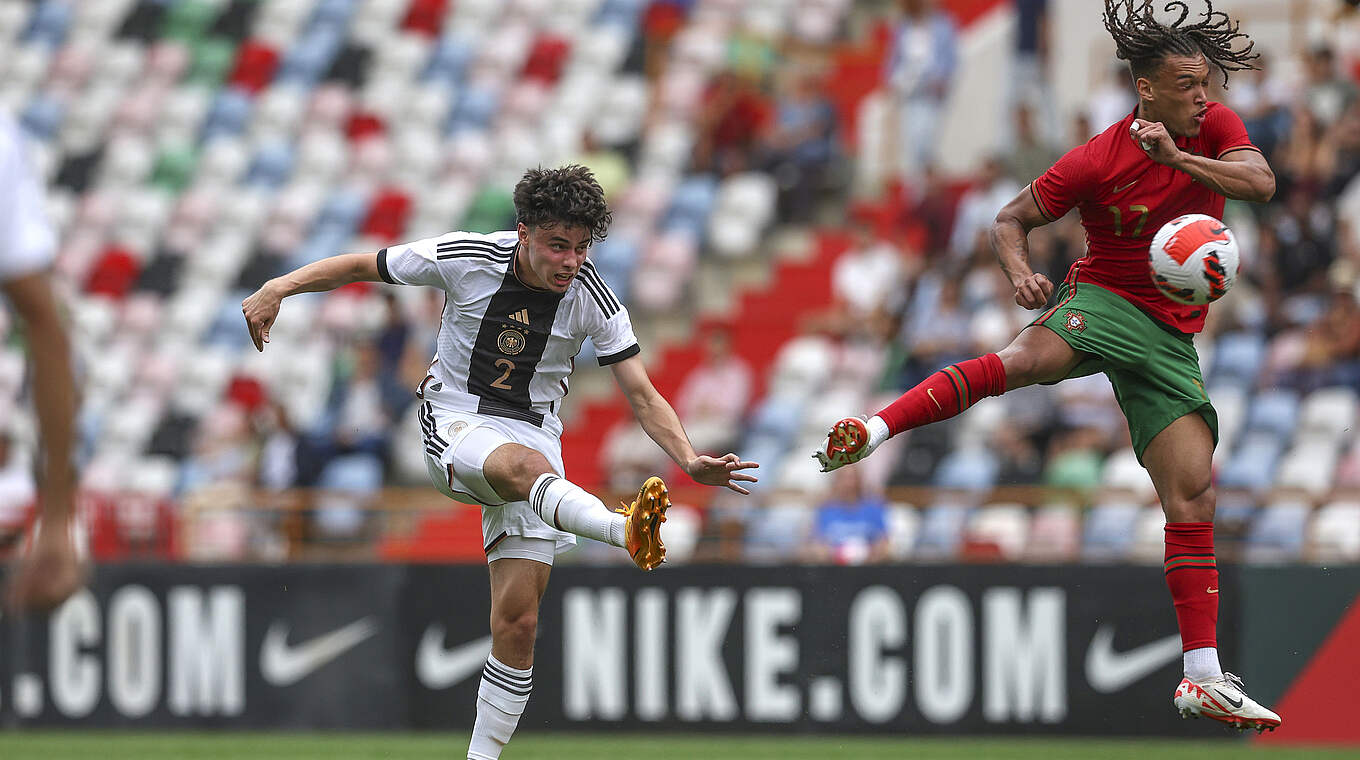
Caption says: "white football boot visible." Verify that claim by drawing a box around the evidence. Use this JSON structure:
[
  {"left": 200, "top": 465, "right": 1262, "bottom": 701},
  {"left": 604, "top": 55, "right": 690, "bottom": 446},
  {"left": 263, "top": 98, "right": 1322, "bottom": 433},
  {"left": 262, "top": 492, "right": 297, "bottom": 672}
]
[
  {"left": 1174, "top": 672, "right": 1282, "bottom": 733},
  {"left": 813, "top": 416, "right": 878, "bottom": 472}
]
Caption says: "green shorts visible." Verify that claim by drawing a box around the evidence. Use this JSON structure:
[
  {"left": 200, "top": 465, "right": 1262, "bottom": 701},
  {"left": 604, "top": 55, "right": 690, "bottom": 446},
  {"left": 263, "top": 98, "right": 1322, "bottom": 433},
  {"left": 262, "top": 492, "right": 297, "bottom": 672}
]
[{"left": 1030, "top": 282, "right": 1217, "bottom": 464}]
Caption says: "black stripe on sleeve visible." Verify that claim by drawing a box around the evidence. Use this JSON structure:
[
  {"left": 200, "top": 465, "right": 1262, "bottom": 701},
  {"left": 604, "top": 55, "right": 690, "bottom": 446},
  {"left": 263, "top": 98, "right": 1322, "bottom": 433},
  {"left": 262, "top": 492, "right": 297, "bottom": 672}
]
[
  {"left": 1030, "top": 184, "right": 1057, "bottom": 222},
  {"left": 597, "top": 343, "right": 640, "bottom": 366},
  {"left": 377, "top": 248, "right": 395, "bottom": 284},
  {"left": 576, "top": 269, "right": 619, "bottom": 318},
  {"left": 581, "top": 263, "right": 621, "bottom": 311}
]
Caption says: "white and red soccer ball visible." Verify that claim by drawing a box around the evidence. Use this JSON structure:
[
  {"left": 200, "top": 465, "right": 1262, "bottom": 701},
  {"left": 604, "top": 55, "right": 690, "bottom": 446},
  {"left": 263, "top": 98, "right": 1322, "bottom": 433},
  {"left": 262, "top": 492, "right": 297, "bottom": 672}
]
[{"left": 1148, "top": 213, "right": 1240, "bottom": 306}]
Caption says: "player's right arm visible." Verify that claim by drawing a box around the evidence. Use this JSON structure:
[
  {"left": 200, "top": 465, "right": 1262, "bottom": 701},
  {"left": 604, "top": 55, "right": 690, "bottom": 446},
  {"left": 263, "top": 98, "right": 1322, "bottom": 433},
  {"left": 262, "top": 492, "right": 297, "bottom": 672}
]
[
  {"left": 242, "top": 252, "right": 383, "bottom": 351},
  {"left": 990, "top": 187, "right": 1055, "bottom": 309}
]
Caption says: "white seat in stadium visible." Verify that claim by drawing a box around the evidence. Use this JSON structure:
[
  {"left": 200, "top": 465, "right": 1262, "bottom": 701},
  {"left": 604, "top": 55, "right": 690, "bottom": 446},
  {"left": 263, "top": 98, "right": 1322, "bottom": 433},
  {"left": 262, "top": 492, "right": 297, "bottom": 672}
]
[
  {"left": 0, "top": 1, "right": 33, "bottom": 45},
  {"left": 1026, "top": 503, "right": 1081, "bottom": 562},
  {"left": 1245, "top": 501, "right": 1310, "bottom": 563},
  {"left": 964, "top": 503, "right": 1029, "bottom": 560},
  {"left": 885, "top": 503, "right": 920, "bottom": 560},
  {"left": 769, "top": 334, "right": 836, "bottom": 399},
  {"left": 1298, "top": 386, "right": 1358, "bottom": 442},
  {"left": 1100, "top": 446, "right": 1156, "bottom": 500},
  {"left": 1129, "top": 505, "right": 1169, "bottom": 563},
  {"left": 1208, "top": 383, "right": 1247, "bottom": 460},
  {"left": 708, "top": 172, "right": 777, "bottom": 258},
  {"left": 1081, "top": 501, "right": 1141, "bottom": 561},
  {"left": 1306, "top": 501, "right": 1360, "bottom": 562},
  {"left": 1273, "top": 439, "right": 1338, "bottom": 496}
]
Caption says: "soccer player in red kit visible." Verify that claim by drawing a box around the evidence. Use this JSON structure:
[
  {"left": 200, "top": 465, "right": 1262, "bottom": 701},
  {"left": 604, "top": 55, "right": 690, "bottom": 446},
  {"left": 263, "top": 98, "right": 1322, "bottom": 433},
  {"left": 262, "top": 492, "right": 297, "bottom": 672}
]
[{"left": 816, "top": 0, "right": 1281, "bottom": 731}]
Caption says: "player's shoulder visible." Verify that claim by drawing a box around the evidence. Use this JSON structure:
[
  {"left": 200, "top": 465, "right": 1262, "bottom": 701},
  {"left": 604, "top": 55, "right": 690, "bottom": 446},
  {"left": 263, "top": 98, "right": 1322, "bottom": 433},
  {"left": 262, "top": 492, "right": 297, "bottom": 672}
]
[
  {"left": 571, "top": 260, "right": 624, "bottom": 319},
  {"left": 429, "top": 229, "right": 519, "bottom": 261}
]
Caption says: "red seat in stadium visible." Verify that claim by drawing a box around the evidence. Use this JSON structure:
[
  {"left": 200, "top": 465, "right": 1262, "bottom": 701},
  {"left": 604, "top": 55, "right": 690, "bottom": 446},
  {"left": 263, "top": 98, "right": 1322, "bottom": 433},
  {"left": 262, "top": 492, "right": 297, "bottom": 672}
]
[{"left": 227, "top": 39, "right": 280, "bottom": 94}]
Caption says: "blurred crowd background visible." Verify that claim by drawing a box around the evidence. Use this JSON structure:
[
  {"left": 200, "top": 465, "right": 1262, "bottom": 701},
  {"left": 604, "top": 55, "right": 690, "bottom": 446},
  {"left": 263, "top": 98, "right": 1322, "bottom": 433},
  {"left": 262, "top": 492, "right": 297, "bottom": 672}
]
[{"left": 0, "top": 0, "right": 1357, "bottom": 567}]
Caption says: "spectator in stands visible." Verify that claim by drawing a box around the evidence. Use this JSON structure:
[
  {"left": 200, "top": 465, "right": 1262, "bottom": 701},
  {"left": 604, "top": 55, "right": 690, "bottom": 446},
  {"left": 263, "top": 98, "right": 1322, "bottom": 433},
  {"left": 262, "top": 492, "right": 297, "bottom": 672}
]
[
  {"left": 763, "top": 66, "right": 839, "bottom": 223},
  {"left": 805, "top": 467, "right": 891, "bottom": 564},
  {"left": 297, "top": 342, "right": 405, "bottom": 485},
  {"left": 883, "top": 0, "right": 957, "bottom": 183},
  {"left": 1087, "top": 62, "right": 1136, "bottom": 132},
  {"left": 376, "top": 291, "right": 411, "bottom": 370},
  {"left": 949, "top": 155, "right": 1020, "bottom": 261},
  {"left": 693, "top": 70, "right": 773, "bottom": 175},
  {"left": 818, "top": 223, "right": 910, "bottom": 342},
  {"left": 1304, "top": 44, "right": 1359, "bottom": 129},
  {"left": 893, "top": 274, "right": 973, "bottom": 388},
  {"left": 675, "top": 326, "right": 753, "bottom": 457},
  {"left": 1224, "top": 51, "right": 1293, "bottom": 159},
  {"left": 1005, "top": 103, "right": 1060, "bottom": 185},
  {"left": 1010, "top": 0, "right": 1055, "bottom": 136}
]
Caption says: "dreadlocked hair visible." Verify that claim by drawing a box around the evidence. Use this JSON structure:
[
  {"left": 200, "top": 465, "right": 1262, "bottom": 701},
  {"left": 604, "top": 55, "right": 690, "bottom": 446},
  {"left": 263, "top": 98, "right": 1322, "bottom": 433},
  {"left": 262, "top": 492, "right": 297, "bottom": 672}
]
[
  {"left": 513, "top": 164, "right": 612, "bottom": 243},
  {"left": 1103, "top": 0, "right": 1259, "bottom": 87}
]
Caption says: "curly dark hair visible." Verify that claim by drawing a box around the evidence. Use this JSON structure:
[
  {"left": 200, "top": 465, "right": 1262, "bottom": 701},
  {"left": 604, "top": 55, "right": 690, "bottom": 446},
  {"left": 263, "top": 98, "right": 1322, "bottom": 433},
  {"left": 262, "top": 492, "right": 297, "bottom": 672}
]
[
  {"left": 1103, "top": 0, "right": 1259, "bottom": 87},
  {"left": 512, "top": 165, "right": 612, "bottom": 243}
]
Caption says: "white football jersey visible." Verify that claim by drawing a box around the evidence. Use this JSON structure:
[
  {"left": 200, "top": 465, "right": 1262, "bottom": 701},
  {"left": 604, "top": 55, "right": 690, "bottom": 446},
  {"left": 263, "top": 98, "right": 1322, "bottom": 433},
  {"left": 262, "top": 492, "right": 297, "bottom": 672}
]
[
  {"left": 0, "top": 111, "right": 55, "bottom": 282},
  {"left": 378, "top": 230, "right": 639, "bottom": 437}
]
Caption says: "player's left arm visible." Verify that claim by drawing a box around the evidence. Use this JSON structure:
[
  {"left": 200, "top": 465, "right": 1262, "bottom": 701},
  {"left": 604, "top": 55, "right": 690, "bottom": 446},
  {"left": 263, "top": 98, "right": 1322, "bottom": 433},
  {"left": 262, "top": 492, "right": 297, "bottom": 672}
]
[{"left": 609, "top": 354, "right": 759, "bottom": 494}]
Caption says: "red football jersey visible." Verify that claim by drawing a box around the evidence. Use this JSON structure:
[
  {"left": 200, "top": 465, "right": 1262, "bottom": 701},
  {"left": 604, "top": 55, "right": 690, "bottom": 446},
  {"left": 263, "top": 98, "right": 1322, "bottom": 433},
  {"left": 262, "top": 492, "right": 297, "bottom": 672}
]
[{"left": 1031, "top": 102, "right": 1258, "bottom": 333}]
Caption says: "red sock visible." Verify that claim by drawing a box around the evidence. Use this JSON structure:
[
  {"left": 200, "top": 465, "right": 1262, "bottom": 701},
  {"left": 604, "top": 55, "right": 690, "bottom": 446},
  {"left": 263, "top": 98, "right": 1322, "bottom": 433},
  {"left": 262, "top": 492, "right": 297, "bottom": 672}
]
[
  {"left": 1164, "top": 522, "right": 1219, "bottom": 651},
  {"left": 874, "top": 353, "right": 1007, "bottom": 436}
]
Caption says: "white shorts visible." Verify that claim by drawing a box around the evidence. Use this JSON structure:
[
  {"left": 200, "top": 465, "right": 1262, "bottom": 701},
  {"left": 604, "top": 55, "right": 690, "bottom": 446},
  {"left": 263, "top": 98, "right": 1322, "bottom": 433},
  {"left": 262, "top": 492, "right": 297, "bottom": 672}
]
[{"left": 418, "top": 401, "right": 575, "bottom": 563}]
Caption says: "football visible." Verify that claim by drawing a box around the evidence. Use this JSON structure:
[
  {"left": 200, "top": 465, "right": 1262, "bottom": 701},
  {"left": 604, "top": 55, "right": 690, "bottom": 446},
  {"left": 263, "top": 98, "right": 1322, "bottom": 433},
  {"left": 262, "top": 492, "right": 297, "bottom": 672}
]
[{"left": 1147, "top": 214, "right": 1240, "bottom": 306}]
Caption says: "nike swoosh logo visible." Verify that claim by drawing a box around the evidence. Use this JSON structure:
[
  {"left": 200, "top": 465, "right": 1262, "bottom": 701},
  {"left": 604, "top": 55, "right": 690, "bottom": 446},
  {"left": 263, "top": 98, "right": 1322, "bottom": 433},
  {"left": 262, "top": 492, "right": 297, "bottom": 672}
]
[
  {"left": 417, "top": 625, "right": 492, "bottom": 689},
  {"left": 261, "top": 617, "right": 379, "bottom": 686},
  {"left": 1212, "top": 687, "right": 1244, "bottom": 709},
  {"left": 1206, "top": 587, "right": 1219, "bottom": 594},
  {"left": 1113, "top": 180, "right": 1138, "bottom": 193},
  {"left": 1085, "top": 624, "right": 1182, "bottom": 694},
  {"left": 926, "top": 388, "right": 943, "bottom": 411}
]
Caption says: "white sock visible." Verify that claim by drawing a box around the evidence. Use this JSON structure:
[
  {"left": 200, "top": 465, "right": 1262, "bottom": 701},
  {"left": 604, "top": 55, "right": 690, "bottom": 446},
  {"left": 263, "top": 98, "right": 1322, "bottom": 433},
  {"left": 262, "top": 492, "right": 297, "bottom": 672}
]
[
  {"left": 1183, "top": 646, "right": 1223, "bottom": 682},
  {"left": 867, "top": 415, "right": 891, "bottom": 449},
  {"left": 529, "top": 473, "right": 626, "bottom": 548},
  {"left": 467, "top": 656, "right": 532, "bottom": 760}
]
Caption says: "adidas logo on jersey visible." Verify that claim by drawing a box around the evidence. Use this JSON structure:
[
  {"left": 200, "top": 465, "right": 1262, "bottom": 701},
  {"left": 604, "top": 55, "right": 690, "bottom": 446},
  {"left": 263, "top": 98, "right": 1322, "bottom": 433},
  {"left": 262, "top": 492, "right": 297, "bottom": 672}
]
[{"left": 508, "top": 309, "right": 530, "bottom": 326}]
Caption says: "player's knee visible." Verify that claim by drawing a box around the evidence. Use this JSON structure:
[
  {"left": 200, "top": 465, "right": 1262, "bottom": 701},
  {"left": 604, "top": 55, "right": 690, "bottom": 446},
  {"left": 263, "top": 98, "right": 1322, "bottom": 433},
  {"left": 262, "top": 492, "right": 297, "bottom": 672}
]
[
  {"left": 997, "top": 345, "right": 1042, "bottom": 387},
  {"left": 1166, "top": 483, "right": 1215, "bottom": 523},
  {"left": 492, "top": 606, "right": 539, "bottom": 644}
]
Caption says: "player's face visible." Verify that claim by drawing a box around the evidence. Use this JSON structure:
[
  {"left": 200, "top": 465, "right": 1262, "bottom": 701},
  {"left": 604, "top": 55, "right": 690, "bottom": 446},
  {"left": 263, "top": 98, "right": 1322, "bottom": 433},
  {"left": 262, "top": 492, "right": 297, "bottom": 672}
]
[
  {"left": 1142, "top": 54, "right": 1211, "bottom": 137},
  {"left": 516, "top": 222, "right": 591, "bottom": 293}
]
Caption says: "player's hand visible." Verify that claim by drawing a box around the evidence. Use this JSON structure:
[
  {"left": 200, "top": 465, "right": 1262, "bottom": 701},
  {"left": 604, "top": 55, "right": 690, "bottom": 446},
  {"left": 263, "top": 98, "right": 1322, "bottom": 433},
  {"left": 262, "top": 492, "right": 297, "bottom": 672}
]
[
  {"left": 241, "top": 282, "right": 282, "bottom": 352},
  {"left": 1012, "top": 272, "right": 1053, "bottom": 309},
  {"left": 1130, "top": 119, "right": 1181, "bottom": 166},
  {"left": 686, "top": 453, "right": 760, "bottom": 495},
  {"left": 7, "top": 520, "right": 87, "bottom": 613}
]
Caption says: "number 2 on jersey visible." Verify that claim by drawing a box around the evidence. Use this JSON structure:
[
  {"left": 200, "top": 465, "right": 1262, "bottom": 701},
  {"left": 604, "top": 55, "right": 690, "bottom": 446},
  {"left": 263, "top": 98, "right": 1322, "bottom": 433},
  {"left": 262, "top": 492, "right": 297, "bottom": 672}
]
[
  {"left": 1107, "top": 204, "right": 1150, "bottom": 237},
  {"left": 491, "top": 359, "right": 515, "bottom": 390}
]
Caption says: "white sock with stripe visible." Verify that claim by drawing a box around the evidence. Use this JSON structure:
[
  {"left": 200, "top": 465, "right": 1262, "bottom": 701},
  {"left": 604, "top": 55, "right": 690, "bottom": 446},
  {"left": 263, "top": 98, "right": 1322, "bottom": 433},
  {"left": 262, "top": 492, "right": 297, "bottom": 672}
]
[
  {"left": 467, "top": 656, "right": 532, "bottom": 760},
  {"left": 529, "top": 473, "right": 626, "bottom": 548}
]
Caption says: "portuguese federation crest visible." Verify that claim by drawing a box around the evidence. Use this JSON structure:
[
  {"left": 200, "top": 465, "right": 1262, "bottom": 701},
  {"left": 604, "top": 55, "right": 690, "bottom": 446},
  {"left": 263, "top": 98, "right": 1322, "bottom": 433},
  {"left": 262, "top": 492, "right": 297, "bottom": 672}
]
[{"left": 1063, "top": 311, "right": 1087, "bottom": 333}]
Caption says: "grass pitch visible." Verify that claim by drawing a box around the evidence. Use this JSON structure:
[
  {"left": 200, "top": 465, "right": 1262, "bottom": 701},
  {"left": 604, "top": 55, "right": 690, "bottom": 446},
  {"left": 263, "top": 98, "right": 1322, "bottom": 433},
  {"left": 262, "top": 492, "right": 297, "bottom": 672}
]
[{"left": 0, "top": 733, "right": 1353, "bottom": 760}]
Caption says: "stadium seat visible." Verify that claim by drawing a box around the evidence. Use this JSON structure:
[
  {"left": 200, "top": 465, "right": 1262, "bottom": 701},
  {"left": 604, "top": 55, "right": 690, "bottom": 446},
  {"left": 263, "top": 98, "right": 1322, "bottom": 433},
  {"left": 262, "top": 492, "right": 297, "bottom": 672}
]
[
  {"left": 933, "top": 446, "right": 999, "bottom": 491},
  {"left": 961, "top": 503, "right": 1029, "bottom": 561},
  {"left": 1245, "top": 389, "right": 1300, "bottom": 439},
  {"left": 1274, "top": 439, "right": 1339, "bottom": 496},
  {"left": 1244, "top": 501, "right": 1310, "bottom": 563},
  {"left": 914, "top": 502, "right": 972, "bottom": 560},
  {"left": 743, "top": 499, "right": 813, "bottom": 564},
  {"left": 1306, "top": 501, "right": 1360, "bottom": 562},
  {"left": 1081, "top": 501, "right": 1141, "bottom": 561},
  {"left": 884, "top": 503, "right": 920, "bottom": 560},
  {"left": 1130, "top": 506, "right": 1168, "bottom": 563},
  {"left": 1298, "top": 386, "right": 1358, "bottom": 441},
  {"left": 708, "top": 172, "right": 777, "bottom": 257},
  {"left": 1025, "top": 503, "right": 1081, "bottom": 562},
  {"left": 1217, "top": 432, "right": 1284, "bottom": 492},
  {"left": 1210, "top": 332, "right": 1265, "bottom": 385},
  {"left": 1099, "top": 446, "right": 1156, "bottom": 499}
]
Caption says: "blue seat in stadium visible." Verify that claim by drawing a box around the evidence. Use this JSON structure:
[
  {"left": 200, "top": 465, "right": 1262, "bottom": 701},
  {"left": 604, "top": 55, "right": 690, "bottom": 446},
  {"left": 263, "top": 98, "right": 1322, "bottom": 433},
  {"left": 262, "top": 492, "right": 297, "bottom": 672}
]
[
  {"left": 318, "top": 453, "right": 384, "bottom": 493},
  {"left": 586, "top": 234, "right": 639, "bottom": 300},
  {"left": 1245, "top": 389, "right": 1299, "bottom": 438},
  {"left": 933, "top": 447, "right": 999, "bottom": 491},
  {"left": 914, "top": 503, "right": 972, "bottom": 559},
  {"left": 422, "top": 33, "right": 477, "bottom": 86},
  {"left": 20, "top": 94, "right": 64, "bottom": 141},
  {"left": 594, "top": 0, "right": 650, "bottom": 27},
  {"left": 200, "top": 87, "right": 255, "bottom": 142},
  {"left": 1210, "top": 332, "right": 1266, "bottom": 385},
  {"left": 314, "top": 187, "right": 369, "bottom": 232},
  {"left": 1080, "top": 502, "right": 1140, "bottom": 561},
  {"left": 446, "top": 85, "right": 502, "bottom": 134},
  {"left": 288, "top": 226, "right": 352, "bottom": 271},
  {"left": 308, "top": 0, "right": 360, "bottom": 32},
  {"left": 23, "top": 0, "right": 71, "bottom": 47},
  {"left": 277, "top": 25, "right": 344, "bottom": 86},
  {"left": 1244, "top": 502, "right": 1309, "bottom": 563},
  {"left": 749, "top": 394, "right": 804, "bottom": 444},
  {"left": 1217, "top": 432, "right": 1284, "bottom": 491},
  {"left": 245, "top": 142, "right": 297, "bottom": 189},
  {"left": 662, "top": 174, "right": 719, "bottom": 238}
]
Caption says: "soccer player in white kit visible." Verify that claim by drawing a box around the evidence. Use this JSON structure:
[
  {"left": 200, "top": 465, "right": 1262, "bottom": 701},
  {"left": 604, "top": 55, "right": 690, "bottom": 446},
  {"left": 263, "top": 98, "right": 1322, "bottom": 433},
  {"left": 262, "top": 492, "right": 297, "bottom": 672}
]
[
  {"left": 243, "top": 165, "right": 758, "bottom": 758},
  {"left": 0, "top": 110, "right": 84, "bottom": 612}
]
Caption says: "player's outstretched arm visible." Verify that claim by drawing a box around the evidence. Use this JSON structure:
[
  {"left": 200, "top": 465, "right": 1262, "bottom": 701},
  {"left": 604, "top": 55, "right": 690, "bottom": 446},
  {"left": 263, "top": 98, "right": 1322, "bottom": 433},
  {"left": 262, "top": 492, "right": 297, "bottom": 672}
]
[
  {"left": 242, "top": 252, "right": 384, "bottom": 351},
  {"left": 609, "top": 355, "right": 759, "bottom": 494},
  {"left": 991, "top": 187, "right": 1055, "bottom": 309}
]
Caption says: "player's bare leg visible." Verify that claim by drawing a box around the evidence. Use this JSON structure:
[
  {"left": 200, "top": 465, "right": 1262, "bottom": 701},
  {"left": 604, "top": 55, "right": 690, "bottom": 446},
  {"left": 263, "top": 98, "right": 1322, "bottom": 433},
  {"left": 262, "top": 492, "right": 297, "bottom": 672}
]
[
  {"left": 467, "top": 557, "right": 550, "bottom": 760},
  {"left": 483, "top": 443, "right": 667, "bottom": 569},
  {"left": 1143, "top": 414, "right": 1281, "bottom": 732},
  {"left": 816, "top": 325, "right": 1082, "bottom": 471}
]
